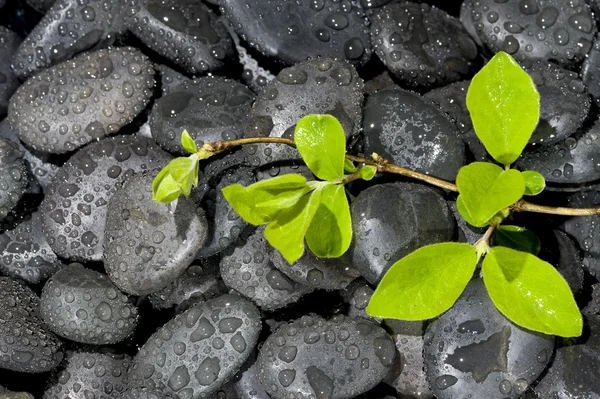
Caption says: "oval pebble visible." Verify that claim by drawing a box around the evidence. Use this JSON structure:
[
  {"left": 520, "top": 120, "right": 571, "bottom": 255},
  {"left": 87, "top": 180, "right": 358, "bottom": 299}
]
[
  {"left": 257, "top": 315, "right": 395, "bottom": 399},
  {"left": 350, "top": 182, "right": 456, "bottom": 284},
  {"left": 40, "top": 135, "right": 171, "bottom": 262},
  {"left": 40, "top": 263, "right": 139, "bottom": 344},
  {"left": 9, "top": 47, "right": 155, "bottom": 154},
  {"left": 104, "top": 170, "right": 208, "bottom": 296},
  {"left": 150, "top": 76, "right": 254, "bottom": 156},
  {"left": 128, "top": 294, "right": 261, "bottom": 398},
  {"left": 0, "top": 138, "right": 28, "bottom": 222},
  {"left": 43, "top": 350, "right": 131, "bottom": 399},
  {"left": 156, "top": 63, "right": 190, "bottom": 97},
  {"left": 424, "top": 278, "right": 554, "bottom": 399},
  {"left": 0, "top": 27, "right": 21, "bottom": 117},
  {"left": 242, "top": 58, "right": 363, "bottom": 167},
  {"left": 221, "top": 0, "right": 372, "bottom": 66},
  {"left": 363, "top": 89, "right": 465, "bottom": 181},
  {"left": 220, "top": 226, "right": 314, "bottom": 311},
  {"left": 371, "top": 2, "right": 478, "bottom": 89},
  {"left": 126, "top": 0, "right": 234, "bottom": 75},
  {"left": 0, "top": 277, "right": 63, "bottom": 373},
  {"left": 11, "top": 0, "right": 128, "bottom": 79}
]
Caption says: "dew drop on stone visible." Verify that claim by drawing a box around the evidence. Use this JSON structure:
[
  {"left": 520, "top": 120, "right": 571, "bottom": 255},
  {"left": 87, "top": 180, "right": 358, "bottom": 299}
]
[
  {"left": 435, "top": 375, "right": 458, "bottom": 390},
  {"left": 499, "top": 379, "right": 512, "bottom": 394},
  {"left": 195, "top": 357, "right": 220, "bottom": 386},
  {"left": 306, "top": 366, "right": 333, "bottom": 398},
  {"left": 278, "top": 369, "right": 296, "bottom": 387},
  {"left": 373, "top": 336, "right": 395, "bottom": 367},
  {"left": 95, "top": 301, "right": 112, "bottom": 321},
  {"left": 218, "top": 317, "right": 242, "bottom": 333},
  {"left": 278, "top": 345, "right": 298, "bottom": 363},
  {"left": 190, "top": 317, "right": 215, "bottom": 342}
]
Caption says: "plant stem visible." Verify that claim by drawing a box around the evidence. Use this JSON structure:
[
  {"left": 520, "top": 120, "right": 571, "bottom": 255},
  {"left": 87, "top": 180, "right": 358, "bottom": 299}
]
[{"left": 196, "top": 136, "right": 600, "bottom": 217}]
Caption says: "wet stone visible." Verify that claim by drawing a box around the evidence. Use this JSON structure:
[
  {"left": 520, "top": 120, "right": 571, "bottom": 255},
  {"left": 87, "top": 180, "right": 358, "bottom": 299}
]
[
  {"left": 470, "top": 0, "right": 596, "bottom": 69},
  {"left": 11, "top": 0, "right": 128, "bottom": 79},
  {"left": 40, "top": 263, "right": 139, "bottom": 345},
  {"left": 156, "top": 63, "right": 190, "bottom": 97},
  {"left": 389, "top": 334, "right": 433, "bottom": 398},
  {"left": 0, "top": 277, "right": 63, "bottom": 373},
  {"left": 341, "top": 279, "right": 379, "bottom": 323},
  {"left": 0, "top": 27, "right": 21, "bottom": 117},
  {"left": 221, "top": 0, "right": 372, "bottom": 66},
  {"left": 424, "top": 278, "right": 554, "bottom": 399},
  {"left": 24, "top": 0, "right": 55, "bottom": 13},
  {"left": 0, "top": 138, "right": 28, "bottom": 222},
  {"left": 363, "top": 89, "right": 465, "bottom": 181},
  {"left": 129, "top": 294, "right": 261, "bottom": 398},
  {"left": 151, "top": 76, "right": 254, "bottom": 156},
  {"left": 220, "top": 226, "right": 314, "bottom": 311},
  {"left": 9, "top": 47, "right": 155, "bottom": 154},
  {"left": 582, "top": 35, "right": 600, "bottom": 107},
  {"left": 40, "top": 135, "right": 171, "bottom": 262},
  {"left": 243, "top": 58, "right": 363, "bottom": 167},
  {"left": 371, "top": 2, "right": 479, "bottom": 89},
  {"left": 350, "top": 182, "right": 456, "bottom": 284},
  {"left": 104, "top": 170, "right": 209, "bottom": 296},
  {"left": 42, "top": 350, "right": 131, "bottom": 399},
  {"left": 257, "top": 315, "right": 395, "bottom": 399},
  {"left": 126, "top": 0, "right": 234, "bottom": 75},
  {"left": 226, "top": 353, "right": 270, "bottom": 399},
  {"left": 0, "top": 211, "right": 63, "bottom": 285}
]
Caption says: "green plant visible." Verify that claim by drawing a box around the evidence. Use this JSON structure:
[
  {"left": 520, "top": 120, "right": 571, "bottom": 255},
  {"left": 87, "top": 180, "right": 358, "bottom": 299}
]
[{"left": 153, "top": 51, "right": 590, "bottom": 337}]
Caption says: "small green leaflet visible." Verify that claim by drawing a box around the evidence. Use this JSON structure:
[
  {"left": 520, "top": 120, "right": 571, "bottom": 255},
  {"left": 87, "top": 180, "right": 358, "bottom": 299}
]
[
  {"left": 367, "top": 243, "right": 478, "bottom": 320},
  {"left": 467, "top": 52, "right": 540, "bottom": 166},
  {"left": 168, "top": 157, "right": 199, "bottom": 196},
  {"left": 359, "top": 165, "right": 377, "bottom": 181},
  {"left": 521, "top": 170, "right": 545, "bottom": 196},
  {"left": 494, "top": 225, "right": 541, "bottom": 255},
  {"left": 305, "top": 184, "right": 352, "bottom": 258},
  {"left": 344, "top": 159, "right": 357, "bottom": 173},
  {"left": 181, "top": 130, "right": 198, "bottom": 154},
  {"left": 265, "top": 188, "right": 323, "bottom": 264},
  {"left": 456, "top": 162, "right": 525, "bottom": 227},
  {"left": 482, "top": 246, "right": 582, "bottom": 337},
  {"left": 295, "top": 114, "right": 346, "bottom": 181},
  {"left": 153, "top": 167, "right": 183, "bottom": 203},
  {"left": 222, "top": 174, "right": 311, "bottom": 225}
]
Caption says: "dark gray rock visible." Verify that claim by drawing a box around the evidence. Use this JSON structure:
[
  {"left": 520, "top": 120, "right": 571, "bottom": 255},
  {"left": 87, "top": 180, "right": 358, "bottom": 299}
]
[
  {"left": 341, "top": 278, "right": 379, "bottom": 322},
  {"left": 0, "top": 27, "right": 21, "bottom": 117},
  {"left": 104, "top": 170, "right": 208, "bottom": 296},
  {"left": 388, "top": 334, "right": 433, "bottom": 398},
  {"left": 24, "top": 0, "right": 55, "bottom": 13},
  {"left": 350, "top": 182, "right": 456, "bottom": 284},
  {"left": 257, "top": 315, "right": 395, "bottom": 399},
  {"left": 0, "top": 137, "right": 28, "bottom": 222},
  {"left": 242, "top": 58, "right": 363, "bottom": 167},
  {"left": 0, "top": 277, "right": 63, "bottom": 373},
  {"left": 40, "top": 263, "right": 139, "bottom": 344},
  {"left": 363, "top": 89, "right": 465, "bottom": 181},
  {"left": 221, "top": 0, "right": 372, "bottom": 66},
  {"left": 424, "top": 278, "right": 555, "bottom": 399},
  {"left": 126, "top": 0, "right": 234, "bottom": 75},
  {"left": 11, "top": 0, "right": 128, "bottom": 79},
  {"left": 9, "top": 47, "right": 155, "bottom": 154},
  {"left": 128, "top": 294, "right": 261, "bottom": 398},
  {"left": 459, "top": 1, "right": 485, "bottom": 48},
  {"left": 371, "top": 2, "right": 478, "bottom": 89},
  {"left": 42, "top": 350, "right": 131, "bottom": 399},
  {"left": 581, "top": 35, "right": 600, "bottom": 107},
  {"left": 156, "top": 63, "right": 190, "bottom": 97},
  {"left": 40, "top": 135, "right": 171, "bottom": 262}
]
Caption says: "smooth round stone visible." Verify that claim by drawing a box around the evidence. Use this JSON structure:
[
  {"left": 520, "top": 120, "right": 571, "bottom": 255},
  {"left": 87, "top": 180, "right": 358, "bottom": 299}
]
[
  {"left": 424, "top": 278, "right": 555, "bottom": 399},
  {"left": 257, "top": 315, "right": 395, "bottom": 399},
  {"left": 371, "top": 2, "right": 478, "bottom": 89},
  {"left": 104, "top": 170, "right": 208, "bottom": 296},
  {"left": 11, "top": 0, "right": 128, "bottom": 79},
  {"left": 363, "top": 89, "right": 465, "bottom": 181},
  {"left": 0, "top": 138, "right": 28, "bottom": 222},
  {"left": 0, "top": 211, "right": 63, "bottom": 285},
  {"left": 389, "top": 334, "right": 433, "bottom": 398},
  {"left": 0, "top": 277, "right": 63, "bottom": 373},
  {"left": 341, "top": 279, "right": 379, "bottom": 322},
  {"left": 9, "top": 47, "right": 155, "bottom": 154},
  {"left": 581, "top": 35, "right": 600, "bottom": 107},
  {"left": 40, "top": 263, "right": 139, "bottom": 344},
  {"left": 221, "top": 0, "right": 372, "bottom": 66},
  {"left": 350, "top": 182, "right": 456, "bottom": 284},
  {"left": 151, "top": 76, "right": 254, "bottom": 156},
  {"left": 128, "top": 294, "right": 261, "bottom": 398},
  {"left": 0, "top": 27, "right": 21, "bottom": 117},
  {"left": 42, "top": 350, "right": 131, "bottom": 399},
  {"left": 126, "top": 0, "right": 234, "bottom": 75},
  {"left": 470, "top": 0, "right": 596, "bottom": 69},
  {"left": 155, "top": 63, "right": 190, "bottom": 97},
  {"left": 242, "top": 58, "right": 363, "bottom": 167},
  {"left": 40, "top": 135, "right": 171, "bottom": 262},
  {"left": 220, "top": 226, "right": 314, "bottom": 311}
]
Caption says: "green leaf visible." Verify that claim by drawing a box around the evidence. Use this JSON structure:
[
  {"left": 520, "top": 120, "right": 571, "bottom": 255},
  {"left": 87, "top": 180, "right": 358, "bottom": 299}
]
[
  {"left": 466, "top": 52, "right": 540, "bottom": 166},
  {"left": 168, "top": 157, "right": 199, "bottom": 196},
  {"left": 344, "top": 158, "right": 357, "bottom": 173},
  {"left": 154, "top": 172, "right": 182, "bottom": 203},
  {"left": 305, "top": 184, "right": 352, "bottom": 258},
  {"left": 181, "top": 130, "right": 197, "bottom": 154},
  {"left": 222, "top": 174, "right": 312, "bottom": 225},
  {"left": 494, "top": 225, "right": 541, "bottom": 255},
  {"left": 265, "top": 188, "right": 323, "bottom": 263},
  {"left": 456, "top": 162, "right": 525, "bottom": 227},
  {"left": 522, "top": 170, "right": 545, "bottom": 196},
  {"left": 482, "top": 246, "right": 582, "bottom": 337},
  {"left": 367, "top": 243, "right": 478, "bottom": 320},
  {"left": 456, "top": 196, "right": 487, "bottom": 228},
  {"left": 295, "top": 114, "right": 346, "bottom": 181},
  {"left": 359, "top": 165, "right": 377, "bottom": 181}
]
